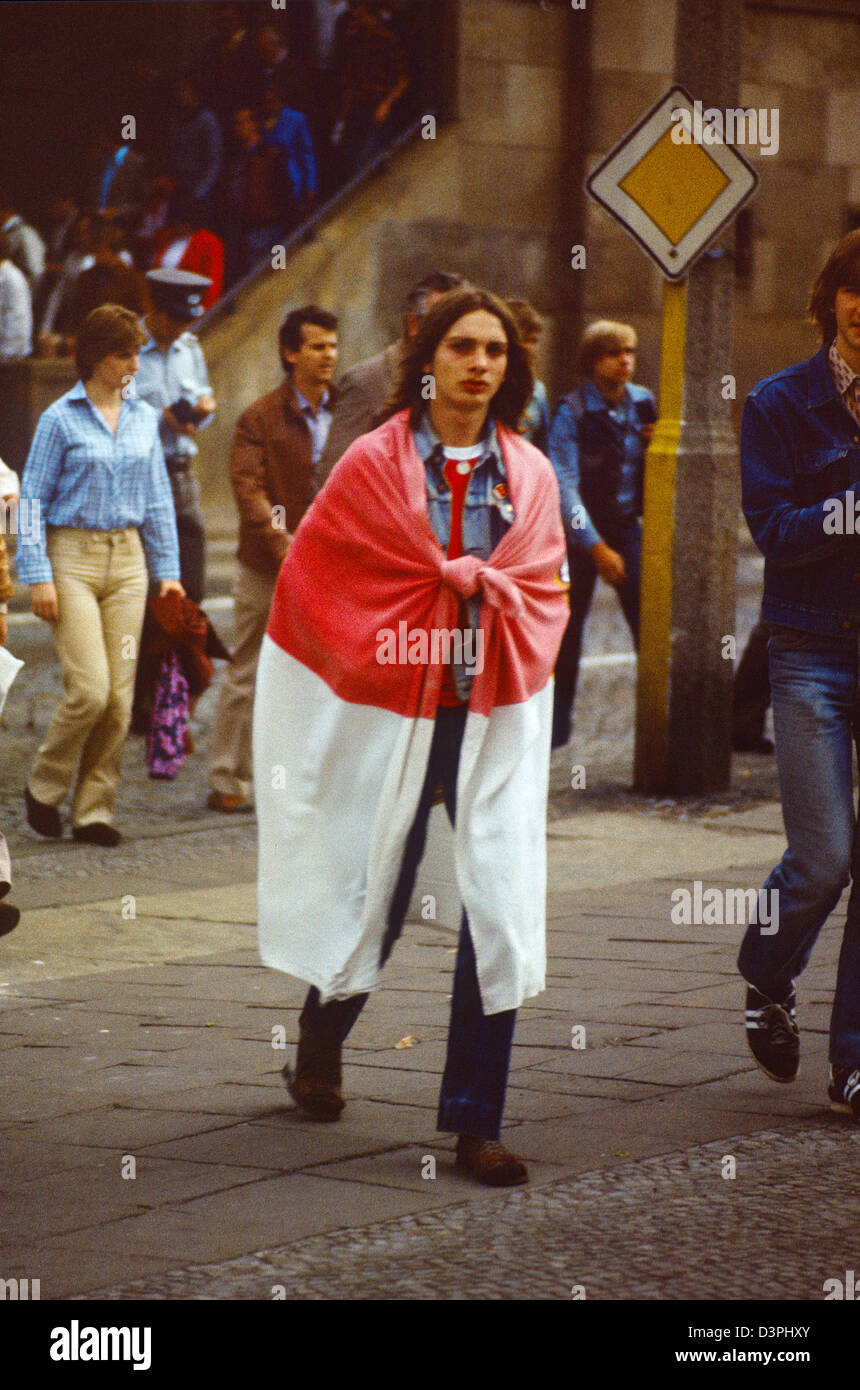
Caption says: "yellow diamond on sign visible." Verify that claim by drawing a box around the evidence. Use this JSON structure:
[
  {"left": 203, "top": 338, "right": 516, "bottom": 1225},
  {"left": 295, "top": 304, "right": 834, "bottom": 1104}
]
[
  {"left": 618, "top": 128, "right": 730, "bottom": 248},
  {"left": 586, "top": 85, "right": 758, "bottom": 280}
]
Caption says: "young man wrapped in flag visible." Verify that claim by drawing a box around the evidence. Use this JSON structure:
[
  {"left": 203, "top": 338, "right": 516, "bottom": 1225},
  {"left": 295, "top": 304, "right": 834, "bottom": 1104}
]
[{"left": 254, "top": 287, "right": 568, "bottom": 1185}]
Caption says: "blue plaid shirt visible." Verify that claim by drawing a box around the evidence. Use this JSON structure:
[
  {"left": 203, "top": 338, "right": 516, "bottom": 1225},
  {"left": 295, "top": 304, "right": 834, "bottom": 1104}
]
[{"left": 17, "top": 380, "right": 181, "bottom": 585}]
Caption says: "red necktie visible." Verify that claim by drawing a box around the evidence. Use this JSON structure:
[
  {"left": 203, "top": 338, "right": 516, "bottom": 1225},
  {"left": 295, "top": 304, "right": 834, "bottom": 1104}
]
[{"left": 442, "top": 455, "right": 477, "bottom": 560}]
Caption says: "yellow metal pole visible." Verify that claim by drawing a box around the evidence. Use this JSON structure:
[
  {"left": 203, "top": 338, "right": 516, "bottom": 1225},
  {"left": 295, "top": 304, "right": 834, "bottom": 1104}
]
[{"left": 634, "top": 278, "right": 687, "bottom": 791}]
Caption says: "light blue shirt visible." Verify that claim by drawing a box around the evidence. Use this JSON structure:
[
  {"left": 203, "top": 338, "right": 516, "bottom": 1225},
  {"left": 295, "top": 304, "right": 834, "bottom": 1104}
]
[
  {"left": 17, "top": 381, "right": 180, "bottom": 585},
  {"left": 134, "top": 328, "right": 213, "bottom": 461},
  {"left": 295, "top": 388, "right": 332, "bottom": 466}
]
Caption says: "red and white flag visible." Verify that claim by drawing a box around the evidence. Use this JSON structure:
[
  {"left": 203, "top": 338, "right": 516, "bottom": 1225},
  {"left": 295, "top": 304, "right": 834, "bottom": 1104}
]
[{"left": 253, "top": 410, "right": 568, "bottom": 1013}]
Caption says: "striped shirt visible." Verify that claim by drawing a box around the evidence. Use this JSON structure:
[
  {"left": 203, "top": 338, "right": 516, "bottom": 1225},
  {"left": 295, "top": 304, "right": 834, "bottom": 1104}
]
[{"left": 16, "top": 380, "right": 180, "bottom": 585}]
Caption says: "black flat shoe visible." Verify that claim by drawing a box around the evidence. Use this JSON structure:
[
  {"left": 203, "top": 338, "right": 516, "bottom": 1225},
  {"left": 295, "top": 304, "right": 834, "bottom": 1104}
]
[
  {"left": 72, "top": 823, "right": 123, "bottom": 847},
  {"left": 24, "top": 786, "right": 62, "bottom": 838},
  {"left": 0, "top": 903, "right": 20, "bottom": 937}
]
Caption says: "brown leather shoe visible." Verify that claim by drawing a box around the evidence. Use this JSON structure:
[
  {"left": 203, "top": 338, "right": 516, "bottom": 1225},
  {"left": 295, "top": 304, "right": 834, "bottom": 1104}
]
[
  {"left": 72, "top": 822, "right": 123, "bottom": 847},
  {"left": 0, "top": 902, "right": 20, "bottom": 937},
  {"left": 283, "top": 1024, "right": 345, "bottom": 1121},
  {"left": 207, "top": 790, "right": 251, "bottom": 813},
  {"left": 455, "top": 1135, "right": 529, "bottom": 1187},
  {"left": 283, "top": 1065, "right": 345, "bottom": 1121},
  {"left": 24, "top": 786, "right": 62, "bottom": 839}
]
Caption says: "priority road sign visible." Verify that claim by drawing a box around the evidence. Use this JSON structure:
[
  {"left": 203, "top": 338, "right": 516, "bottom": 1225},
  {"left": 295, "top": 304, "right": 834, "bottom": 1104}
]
[{"left": 586, "top": 85, "right": 759, "bottom": 281}]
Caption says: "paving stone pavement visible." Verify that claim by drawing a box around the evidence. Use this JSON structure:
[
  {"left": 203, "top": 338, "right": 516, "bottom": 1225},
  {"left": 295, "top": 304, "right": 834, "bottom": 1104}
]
[
  {"left": 5, "top": 805, "right": 843, "bottom": 1303},
  {"left": 87, "top": 1123, "right": 860, "bottom": 1301}
]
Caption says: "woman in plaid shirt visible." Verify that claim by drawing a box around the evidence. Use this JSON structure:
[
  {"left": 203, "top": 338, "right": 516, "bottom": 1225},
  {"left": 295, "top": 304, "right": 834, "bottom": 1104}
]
[{"left": 17, "top": 304, "right": 183, "bottom": 847}]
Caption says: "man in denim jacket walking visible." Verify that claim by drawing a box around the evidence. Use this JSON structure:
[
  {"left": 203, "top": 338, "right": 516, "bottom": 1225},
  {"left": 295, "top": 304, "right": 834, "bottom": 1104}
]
[{"left": 739, "top": 230, "right": 860, "bottom": 1118}]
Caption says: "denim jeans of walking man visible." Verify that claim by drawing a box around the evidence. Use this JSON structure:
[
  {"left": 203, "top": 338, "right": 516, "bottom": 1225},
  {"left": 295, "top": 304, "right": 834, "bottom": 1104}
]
[
  {"left": 300, "top": 705, "right": 517, "bottom": 1141},
  {"left": 738, "top": 228, "right": 860, "bottom": 1119}
]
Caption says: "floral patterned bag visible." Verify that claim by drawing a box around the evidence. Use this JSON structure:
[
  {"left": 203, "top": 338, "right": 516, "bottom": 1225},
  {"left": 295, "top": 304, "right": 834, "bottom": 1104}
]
[{"left": 146, "top": 652, "right": 190, "bottom": 780}]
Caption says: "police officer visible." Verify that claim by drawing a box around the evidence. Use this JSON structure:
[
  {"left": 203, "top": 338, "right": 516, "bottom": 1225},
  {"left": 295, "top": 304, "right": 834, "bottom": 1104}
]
[
  {"left": 131, "top": 268, "right": 215, "bottom": 734},
  {"left": 135, "top": 268, "right": 216, "bottom": 603}
]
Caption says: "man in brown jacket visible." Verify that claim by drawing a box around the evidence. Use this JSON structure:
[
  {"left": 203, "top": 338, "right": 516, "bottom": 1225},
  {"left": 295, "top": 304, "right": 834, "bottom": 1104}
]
[
  {"left": 315, "top": 270, "right": 465, "bottom": 489},
  {"left": 207, "top": 305, "right": 338, "bottom": 810}
]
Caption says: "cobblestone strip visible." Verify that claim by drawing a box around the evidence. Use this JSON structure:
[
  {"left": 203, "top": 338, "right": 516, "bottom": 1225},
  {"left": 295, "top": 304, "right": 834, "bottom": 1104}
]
[{"left": 88, "top": 1122, "right": 860, "bottom": 1301}]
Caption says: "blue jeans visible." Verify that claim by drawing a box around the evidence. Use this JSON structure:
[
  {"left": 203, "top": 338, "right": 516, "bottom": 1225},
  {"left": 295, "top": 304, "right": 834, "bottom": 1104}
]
[
  {"left": 300, "top": 705, "right": 518, "bottom": 1139},
  {"left": 552, "top": 516, "right": 641, "bottom": 747},
  {"left": 737, "top": 625, "right": 860, "bottom": 1067}
]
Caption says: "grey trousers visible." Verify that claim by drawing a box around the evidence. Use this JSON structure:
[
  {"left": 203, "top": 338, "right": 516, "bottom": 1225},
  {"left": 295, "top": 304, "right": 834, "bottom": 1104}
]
[{"left": 207, "top": 562, "right": 277, "bottom": 798}]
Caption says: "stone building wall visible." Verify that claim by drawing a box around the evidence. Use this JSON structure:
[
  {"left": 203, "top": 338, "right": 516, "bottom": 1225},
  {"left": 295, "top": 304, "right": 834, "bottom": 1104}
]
[
  {"left": 581, "top": 0, "right": 860, "bottom": 401},
  {"left": 735, "top": 4, "right": 860, "bottom": 395},
  {"left": 581, "top": 0, "right": 678, "bottom": 403}
]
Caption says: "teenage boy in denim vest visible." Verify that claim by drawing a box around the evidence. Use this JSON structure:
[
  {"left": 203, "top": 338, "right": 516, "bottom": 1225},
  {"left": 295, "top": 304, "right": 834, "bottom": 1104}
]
[{"left": 547, "top": 320, "right": 655, "bottom": 749}]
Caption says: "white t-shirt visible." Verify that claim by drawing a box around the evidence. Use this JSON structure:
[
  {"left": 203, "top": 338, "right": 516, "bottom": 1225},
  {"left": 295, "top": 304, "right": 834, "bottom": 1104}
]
[{"left": 442, "top": 443, "right": 481, "bottom": 476}]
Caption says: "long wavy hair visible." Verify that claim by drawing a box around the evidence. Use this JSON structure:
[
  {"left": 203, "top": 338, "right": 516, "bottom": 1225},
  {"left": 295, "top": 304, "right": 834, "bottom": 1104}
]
[{"left": 378, "top": 287, "right": 533, "bottom": 430}]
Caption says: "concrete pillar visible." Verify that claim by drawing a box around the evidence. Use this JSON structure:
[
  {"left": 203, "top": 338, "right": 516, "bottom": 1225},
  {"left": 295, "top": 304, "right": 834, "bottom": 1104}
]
[{"left": 634, "top": 0, "right": 743, "bottom": 795}]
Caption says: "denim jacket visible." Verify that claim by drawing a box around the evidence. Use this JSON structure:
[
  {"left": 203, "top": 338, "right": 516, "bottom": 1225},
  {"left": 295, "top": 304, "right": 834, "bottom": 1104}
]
[
  {"left": 741, "top": 346, "right": 860, "bottom": 635},
  {"left": 413, "top": 412, "right": 515, "bottom": 700},
  {"left": 548, "top": 380, "right": 655, "bottom": 551}
]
